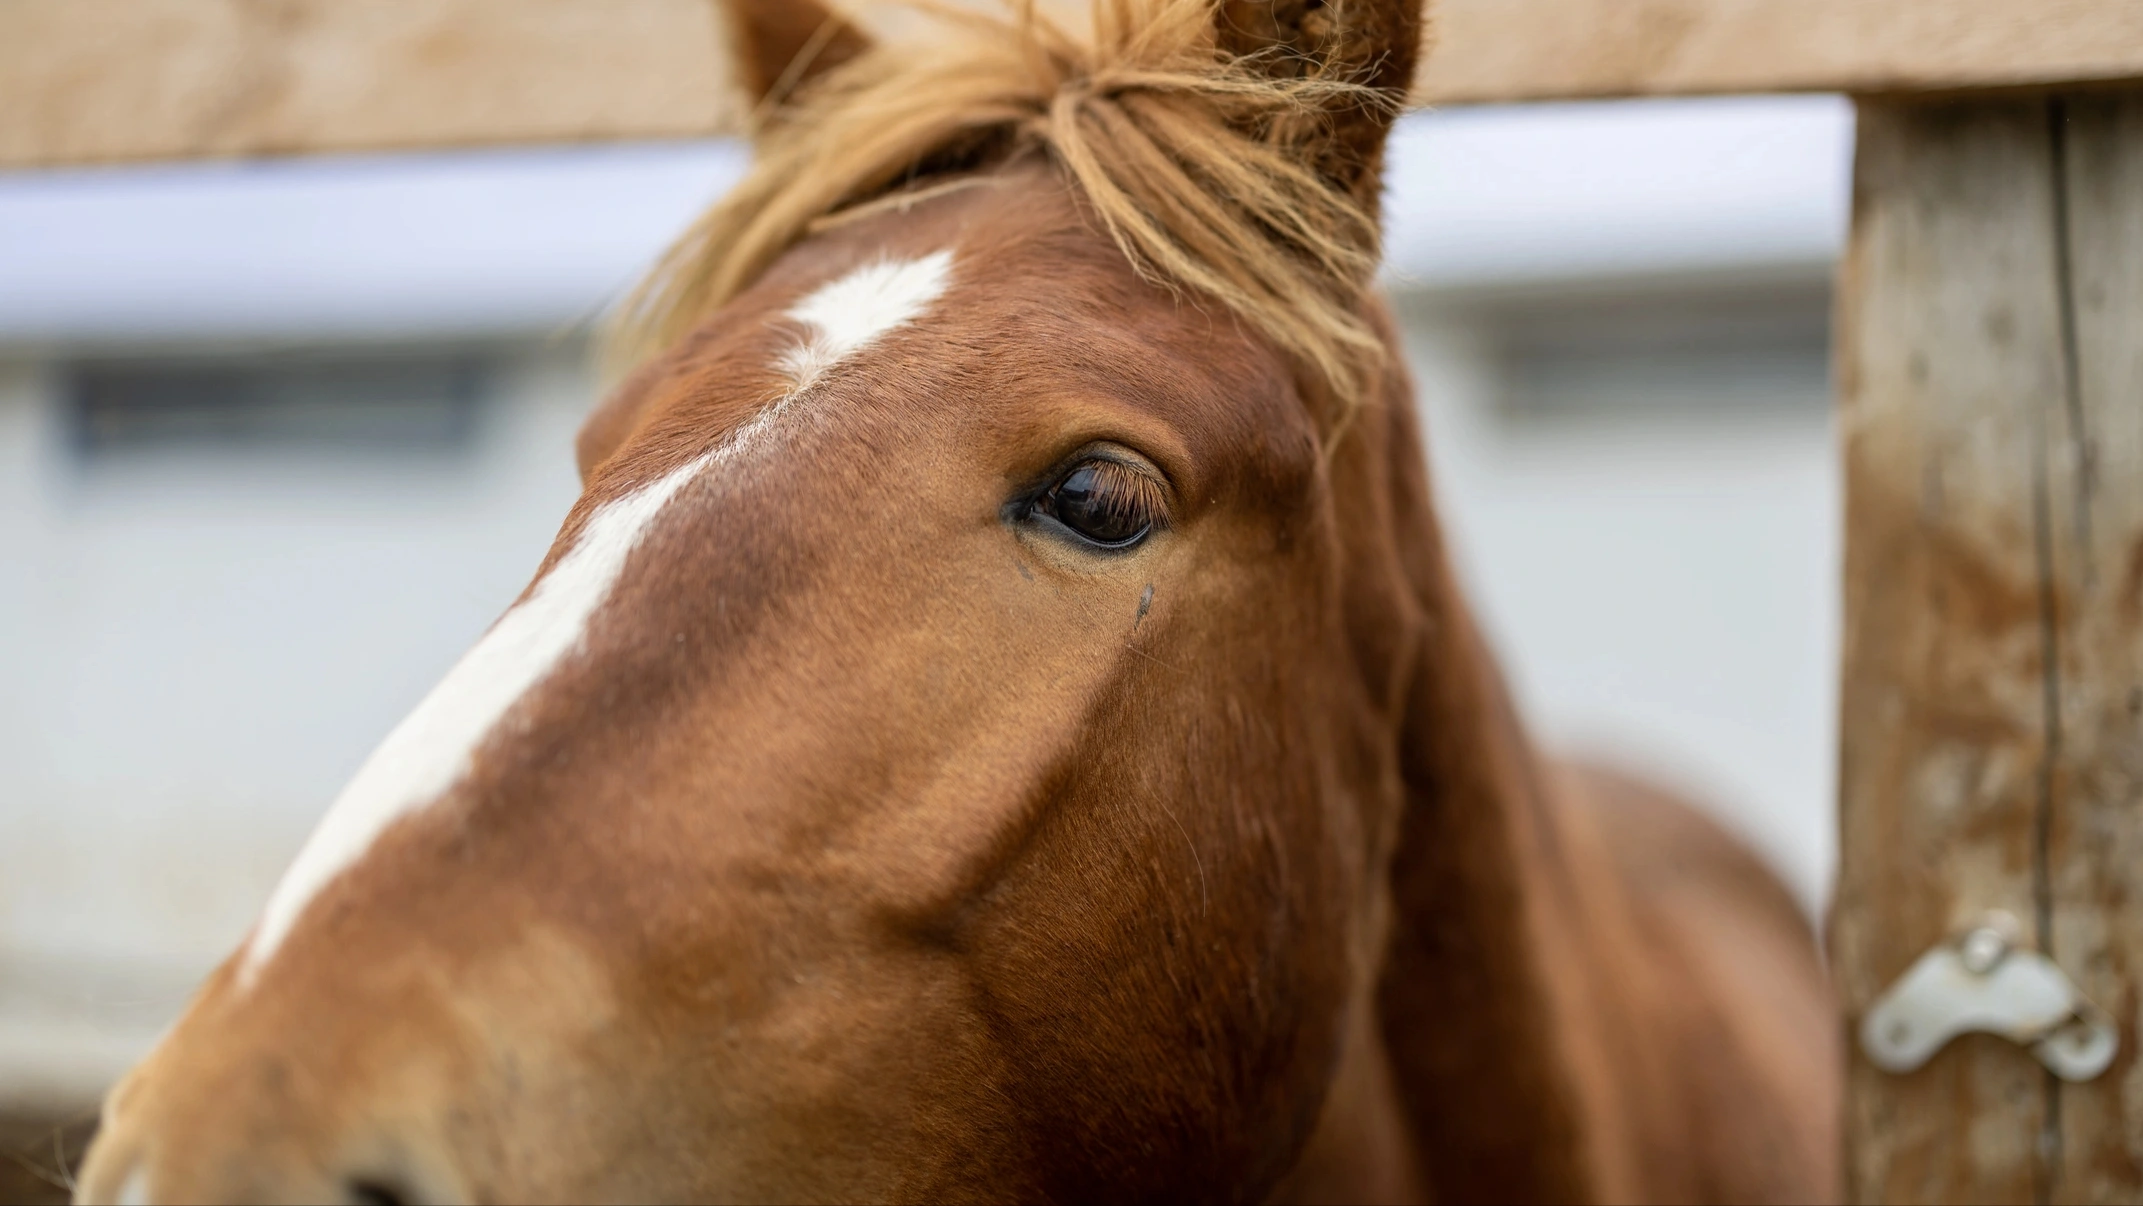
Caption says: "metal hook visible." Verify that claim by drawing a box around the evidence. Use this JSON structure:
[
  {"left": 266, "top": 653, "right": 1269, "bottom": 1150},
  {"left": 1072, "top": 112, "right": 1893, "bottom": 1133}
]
[{"left": 1859, "top": 911, "right": 2118, "bottom": 1082}]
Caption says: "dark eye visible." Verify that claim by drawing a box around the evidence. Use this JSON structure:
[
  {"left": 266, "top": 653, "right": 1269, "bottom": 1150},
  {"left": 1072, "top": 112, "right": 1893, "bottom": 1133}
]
[{"left": 1031, "top": 458, "right": 1161, "bottom": 549}]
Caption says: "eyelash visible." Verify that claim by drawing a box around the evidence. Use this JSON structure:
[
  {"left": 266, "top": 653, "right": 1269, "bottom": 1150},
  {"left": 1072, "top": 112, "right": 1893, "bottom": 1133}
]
[{"left": 1019, "top": 456, "right": 1167, "bottom": 551}]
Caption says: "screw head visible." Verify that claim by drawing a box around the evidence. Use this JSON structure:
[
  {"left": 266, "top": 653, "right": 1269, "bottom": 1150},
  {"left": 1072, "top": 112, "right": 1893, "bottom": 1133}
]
[{"left": 1960, "top": 926, "right": 2010, "bottom": 975}]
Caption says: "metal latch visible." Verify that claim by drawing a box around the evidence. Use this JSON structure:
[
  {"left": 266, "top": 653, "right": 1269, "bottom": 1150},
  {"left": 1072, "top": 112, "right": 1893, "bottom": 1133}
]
[{"left": 1859, "top": 911, "right": 2118, "bottom": 1082}]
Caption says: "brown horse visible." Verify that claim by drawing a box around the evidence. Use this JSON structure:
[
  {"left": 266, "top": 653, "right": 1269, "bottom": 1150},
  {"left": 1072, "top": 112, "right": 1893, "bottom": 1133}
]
[{"left": 76, "top": 0, "right": 1838, "bottom": 1201}]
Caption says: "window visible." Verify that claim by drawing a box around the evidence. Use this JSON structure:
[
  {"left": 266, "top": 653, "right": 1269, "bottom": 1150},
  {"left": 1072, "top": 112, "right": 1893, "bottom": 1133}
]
[
  {"left": 1489, "top": 283, "right": 1831, "bottom": 420},
  {"left": 69, "top": 352, "right": 483, "bottom": 458}
]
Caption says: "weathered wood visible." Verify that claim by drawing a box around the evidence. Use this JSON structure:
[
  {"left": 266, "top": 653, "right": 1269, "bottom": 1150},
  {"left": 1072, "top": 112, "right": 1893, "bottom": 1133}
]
[
  {"left": 1834, "top": 92, "right": 2143, "bottom": 1204},
  {"left": 0, "top": 0, "right": 747, "bottom": 168},
  {"left": 2046, "top": 93, "right": 2143, "bottom": 1205},
  {"left": 1416, "top": 0, "right": 2143, "bottom": 106},
  {"left": 1832, "top": 99, "right": 2065, "bottom": 1206},
  {"left": 7, "top": 0, "right": 2143, "bottom": 166}
]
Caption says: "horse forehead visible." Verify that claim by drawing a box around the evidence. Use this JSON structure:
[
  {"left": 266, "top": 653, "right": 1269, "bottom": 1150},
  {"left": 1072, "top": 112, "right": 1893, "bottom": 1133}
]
[
  {"left": 613, "top": 168, "right": 1295, "bottom": 468},
  {"left": 797, "top": 190, "right": 1301, "bottom": 434},
  {"left": 238, "top": 248, "right": 963, "bottom": 981}
]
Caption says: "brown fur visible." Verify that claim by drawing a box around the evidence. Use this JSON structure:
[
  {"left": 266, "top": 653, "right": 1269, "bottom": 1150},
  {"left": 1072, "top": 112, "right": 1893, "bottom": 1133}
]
[{"left": 76, "top": 1, "right": 1837, "bottom": 1201}]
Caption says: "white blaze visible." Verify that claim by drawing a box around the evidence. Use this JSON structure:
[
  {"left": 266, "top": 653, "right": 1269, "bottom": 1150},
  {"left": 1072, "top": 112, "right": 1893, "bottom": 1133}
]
[
  {"left": 243, "top": 453, "right": 711, "bottom": 973},
  {"left": 777, "top": 251, "right": 953, "bottom": 392},
  {"left": 241, "top": 250, "right": 954, "bottom": 977}
]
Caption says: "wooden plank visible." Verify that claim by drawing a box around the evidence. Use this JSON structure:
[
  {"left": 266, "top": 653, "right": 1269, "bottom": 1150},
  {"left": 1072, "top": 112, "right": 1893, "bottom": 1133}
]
[
  {"left": 0, "top": 0, "right": 747, "bottom": 168},
  {"left": 1414, "top": 0, "right": 2143, "bottom": 105},
  {"left": 2046, "top": 92, "right": 2143, "bottom": 1204},
  {"left": 6, "top": 0, "right": 2143, "bottom": 166},
  {"left": 1830, "top": 99, "right": 2067, "bottom": 1205}
]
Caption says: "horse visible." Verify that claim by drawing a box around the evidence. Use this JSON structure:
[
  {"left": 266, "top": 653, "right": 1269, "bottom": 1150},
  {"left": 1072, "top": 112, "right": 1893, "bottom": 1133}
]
[{"left": 76, "top": 0, "right": 1839, "bottom": 1200}]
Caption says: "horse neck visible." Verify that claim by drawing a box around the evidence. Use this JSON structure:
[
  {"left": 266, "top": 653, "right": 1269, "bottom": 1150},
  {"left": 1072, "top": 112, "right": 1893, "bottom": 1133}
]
[{"left": 1350, "top": 322, "right": 1601, "bottom": 1202}]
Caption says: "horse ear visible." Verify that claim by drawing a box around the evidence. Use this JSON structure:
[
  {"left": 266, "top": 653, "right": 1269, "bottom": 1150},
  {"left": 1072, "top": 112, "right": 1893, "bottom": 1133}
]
[
  {"left": 1211, "top": 0, "right": 1427, "bottom": 204},
  {"left": 721, "top": 0, "right": 873, "bottom": 110}
]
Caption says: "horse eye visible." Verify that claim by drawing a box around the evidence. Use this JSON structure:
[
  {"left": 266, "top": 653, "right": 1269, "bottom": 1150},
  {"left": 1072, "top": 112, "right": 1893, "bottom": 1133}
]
[{"left": 1036, "top": 459, "right": 1156, "bottom": 549}]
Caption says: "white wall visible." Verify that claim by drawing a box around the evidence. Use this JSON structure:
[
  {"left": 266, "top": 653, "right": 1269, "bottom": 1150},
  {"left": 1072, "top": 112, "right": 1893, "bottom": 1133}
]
[
  {"left": 0, "top": 347, "right": 588, "bottom": 1107},
  {"left": 1398, "top": 306, "right": 1838, "bottom": 915}
]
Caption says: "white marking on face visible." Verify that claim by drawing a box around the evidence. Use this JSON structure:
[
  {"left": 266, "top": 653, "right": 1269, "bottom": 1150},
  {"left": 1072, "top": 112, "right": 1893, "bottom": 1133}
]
[
  {"left": 118, "top": 1169, "right": 150, "bottom": 1206},
  {"left": 240, "top": 250, "right": 955, "bottom": 978},
  {"left": 243, "top": 452, "right": 711, "bottom": 975},
  {"left": 777, "top": 250, "right": 953, "bottom": 393}
]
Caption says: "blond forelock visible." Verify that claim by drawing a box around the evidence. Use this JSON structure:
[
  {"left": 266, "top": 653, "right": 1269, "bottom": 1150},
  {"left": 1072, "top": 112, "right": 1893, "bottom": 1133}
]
[{"left": 612, "top": 0, "right": 1398, "bottom": 420}]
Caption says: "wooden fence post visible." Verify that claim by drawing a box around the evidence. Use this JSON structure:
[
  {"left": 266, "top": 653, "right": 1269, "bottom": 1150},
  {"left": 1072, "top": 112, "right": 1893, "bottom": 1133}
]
[{"left": 1832, "top": 91, "right": 2143, "bottom": 1203}]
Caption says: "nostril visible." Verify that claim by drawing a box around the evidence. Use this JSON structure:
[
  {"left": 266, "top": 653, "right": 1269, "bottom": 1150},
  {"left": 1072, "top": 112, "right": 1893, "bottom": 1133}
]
[
  {"left": 344, "top": 1177, "right": 412, "bottom": 1206},
  {"left": 338, "top": 1148, "right": 466, "bottom": 1206}
]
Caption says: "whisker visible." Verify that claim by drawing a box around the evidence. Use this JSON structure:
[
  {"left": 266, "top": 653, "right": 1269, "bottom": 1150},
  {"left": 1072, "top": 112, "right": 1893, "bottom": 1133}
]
[
  {"left": 1121, "top": 639, "right": 1186, "bottom": 674},
  {"left": 1156, "top": 798, "right": 1209, "bottom": 918}
]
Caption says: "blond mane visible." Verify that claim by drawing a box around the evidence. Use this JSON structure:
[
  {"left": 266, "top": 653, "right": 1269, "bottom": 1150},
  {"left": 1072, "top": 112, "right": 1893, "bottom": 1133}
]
[{"left": 612, "top": 0, "right": 1399, "bottom": 416}]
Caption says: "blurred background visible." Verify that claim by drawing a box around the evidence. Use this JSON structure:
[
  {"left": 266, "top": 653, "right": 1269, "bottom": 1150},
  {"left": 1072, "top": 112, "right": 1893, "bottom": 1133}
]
[{"left": 0, "top": 94, "right": 1849, "bottom": 1183}]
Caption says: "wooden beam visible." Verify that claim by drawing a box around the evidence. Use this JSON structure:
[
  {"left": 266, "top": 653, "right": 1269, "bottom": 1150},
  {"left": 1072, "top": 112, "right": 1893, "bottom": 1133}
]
[
  {"left": 7, "top": 0, "right": 2143, "bottom": 168},
  {"left": 1414, "top": 0, "right": 2143, "bottom": 105},
  {"left": 0, "top": 0, "right": 748, "bottom": 169},
  {"left": 1832, "top": 91, "right": 2143, "bottom": 1202}
]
